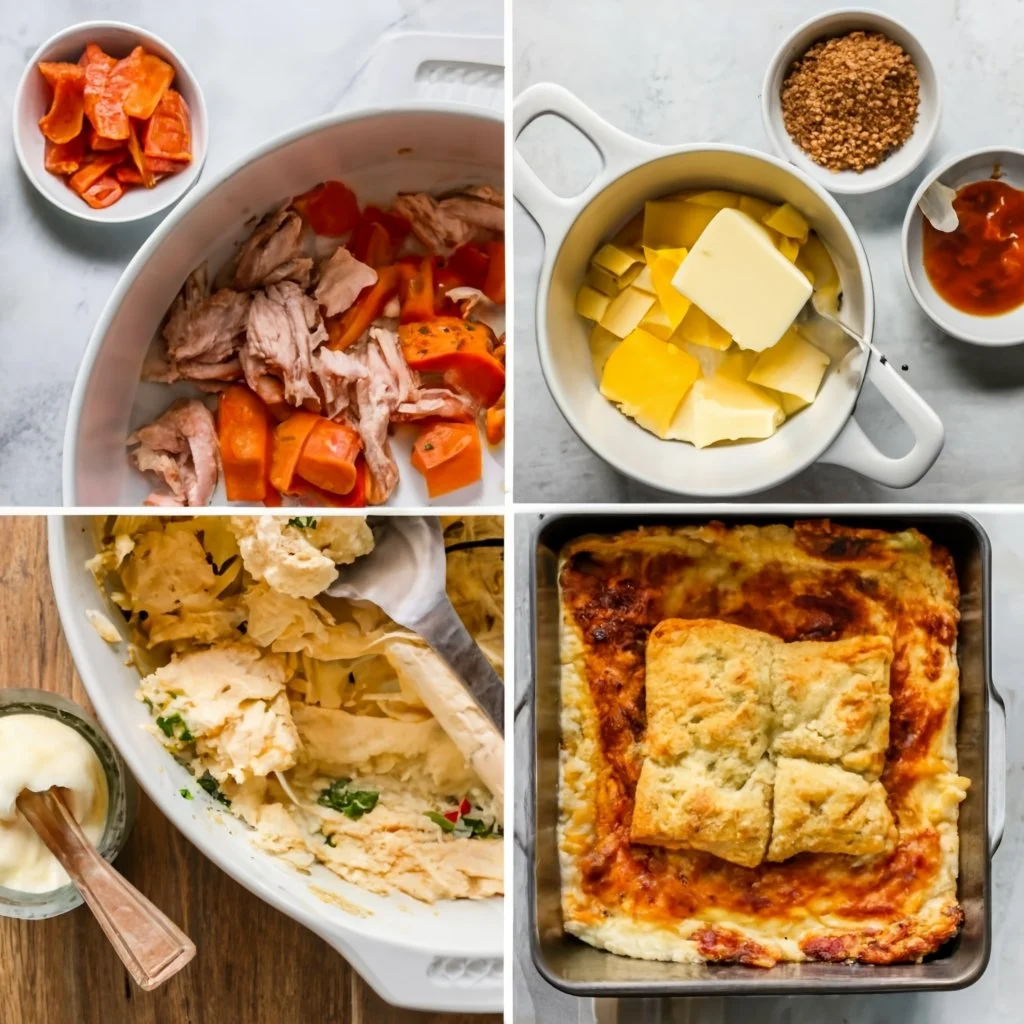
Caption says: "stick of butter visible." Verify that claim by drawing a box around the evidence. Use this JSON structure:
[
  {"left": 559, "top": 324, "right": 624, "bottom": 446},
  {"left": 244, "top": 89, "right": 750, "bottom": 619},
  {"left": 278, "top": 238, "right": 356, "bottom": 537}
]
[
  {"left": 668, "top": 373, "right": 784, "bottom": 447},
  {"left": 670, "top": 208, "right": 812, "bottom": 353}
]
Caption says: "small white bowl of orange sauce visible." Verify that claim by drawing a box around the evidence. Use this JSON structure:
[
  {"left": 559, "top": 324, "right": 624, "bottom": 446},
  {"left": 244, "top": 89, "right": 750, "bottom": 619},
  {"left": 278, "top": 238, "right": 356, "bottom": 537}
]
[{"left": 903, "top": 147, "right": 1024, "bottom": 346}]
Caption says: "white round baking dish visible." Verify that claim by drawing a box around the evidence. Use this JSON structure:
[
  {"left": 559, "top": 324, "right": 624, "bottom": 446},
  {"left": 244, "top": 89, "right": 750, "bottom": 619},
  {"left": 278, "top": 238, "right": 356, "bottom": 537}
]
[
  {"left": 48, "top": 514, "right": 502, "bottom": 1012},
  {"left": 63, "top": 48, "right": 504, "bottom": 507},
  {"left": 513, "top": 83, "right": 944, "bottom": 497}
]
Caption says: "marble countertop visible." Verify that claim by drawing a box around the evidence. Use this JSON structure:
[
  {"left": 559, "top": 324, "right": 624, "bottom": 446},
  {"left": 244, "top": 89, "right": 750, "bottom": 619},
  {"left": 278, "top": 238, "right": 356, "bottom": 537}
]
[
  {"left": 513, "top": 507, "right": 1024, "bottom": 1023},
  {"left": 513, "top": 0, "right": 1024, "bottom": 504},
  {"left": 0, "top": 0, "right": 500, "bottom": 506}
]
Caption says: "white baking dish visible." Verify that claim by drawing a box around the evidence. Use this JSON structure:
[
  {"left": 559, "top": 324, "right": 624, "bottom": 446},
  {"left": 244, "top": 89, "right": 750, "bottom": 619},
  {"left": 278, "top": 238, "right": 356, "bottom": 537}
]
[
  {"left": 48, "top": 514, "right": 503, "bottom": 1012},
  {"left": 64, "top": 33, "right": 505, "bottom": 508},
  {"left": 513, "top": 83, "right": 944, "bottom": 497}
]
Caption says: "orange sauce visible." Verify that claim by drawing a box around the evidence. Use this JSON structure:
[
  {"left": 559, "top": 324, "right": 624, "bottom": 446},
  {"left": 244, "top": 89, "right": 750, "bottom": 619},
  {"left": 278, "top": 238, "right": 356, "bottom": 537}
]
[{"left": 922, "top": 179, "right": 1024, "bottom": 316}]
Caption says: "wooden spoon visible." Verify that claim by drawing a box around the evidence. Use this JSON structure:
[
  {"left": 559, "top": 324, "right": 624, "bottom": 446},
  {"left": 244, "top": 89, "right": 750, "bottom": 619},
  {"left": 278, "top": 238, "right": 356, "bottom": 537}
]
[{"left": 16, "top": 786, "right": 195, "bottom": 991}]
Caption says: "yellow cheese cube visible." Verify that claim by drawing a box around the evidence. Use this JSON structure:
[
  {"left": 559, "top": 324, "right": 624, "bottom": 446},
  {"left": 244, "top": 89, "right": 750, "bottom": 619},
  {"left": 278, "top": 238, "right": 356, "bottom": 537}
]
[
  {"left": 599, "top": 286, "right": 656, "bottom": 338},
  {"left": 747, "top": 327, "right": 830, "bottom": 403},
  {"left": 592, "top": 243, "right": 641, "bottom": 278},
  {"left": 780, "top": 392, "right": 810, "bottom": 415},
  {"left": 643, "top": 200, "right": 718, "bottom": 249},
  {"left": 612, "top": 213, "right": 645, "bottom": 248},
  {"left": 673, "top": 304, "right": 732, "bottom": 350},
  {"left": 738, "top": 194, "right": 776, "bottom": 222},
  {"left": 585, "top": 264, "right": 622, "bottom": 297},
  {"left": 576, "top": 285, "right": 611, "bottom": 322},
  {"left": 668, "top": 374, "right": 784, "bottom": 447},
  {"left": 601, "top": 328, "right": 700, "bottom": 437},
  {"left": 716, "top": 348, "right": 758, "bottom": 382},
  {"left": 643, "top": 245, "right": 688, "bottom": 267},
  {"left": 647, "top": 251, "right": 692, "bottom": 330},
  {"left": 632, "top": 264, "right": 656, "bottom": 293},
  {"left": 796, "top": 235, "right": 838, "bottom": 290},
  {"left": 687, "top": 190, "right": 741, "bottom": 210},
  {"left": 671, "top": 209, "right": 812, "bottom": 352},
  {"left": 639, "top": 302, "right": 675, "bottom": 341},
  {"left": 763, "top": 203, "right": 810, "bottom": 243},
  {"left": 589, "top": 325, "right": 620, "bottom": 382},
  {"left": 777, "top": 236, "right": 801, "bottom": 262}
]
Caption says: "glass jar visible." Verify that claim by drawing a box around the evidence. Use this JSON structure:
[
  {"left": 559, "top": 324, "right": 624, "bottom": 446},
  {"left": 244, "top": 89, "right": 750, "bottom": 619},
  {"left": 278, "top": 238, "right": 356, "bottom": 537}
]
[{"left": 0, "top": 688, "right": 138, "bottom": 920}]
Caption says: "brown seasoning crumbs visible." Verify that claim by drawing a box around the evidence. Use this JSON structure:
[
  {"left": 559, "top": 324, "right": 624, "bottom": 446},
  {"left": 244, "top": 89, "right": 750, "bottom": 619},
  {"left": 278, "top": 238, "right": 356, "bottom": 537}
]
[{"left": 780, "top": 30, "right": 920, "bottom": 173}]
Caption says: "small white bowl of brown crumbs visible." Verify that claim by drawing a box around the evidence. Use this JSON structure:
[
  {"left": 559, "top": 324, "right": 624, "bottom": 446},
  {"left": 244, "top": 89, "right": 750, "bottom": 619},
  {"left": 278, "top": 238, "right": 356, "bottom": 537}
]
[{"left": 762, "top": 8, "right": 940, "bottom": 195}]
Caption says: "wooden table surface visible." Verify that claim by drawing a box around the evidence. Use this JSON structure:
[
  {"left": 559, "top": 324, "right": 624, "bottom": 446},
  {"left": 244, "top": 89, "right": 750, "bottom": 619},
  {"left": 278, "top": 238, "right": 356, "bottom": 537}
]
[{"left": 0, "top": 517, "right": 502, "bottom": 1024}]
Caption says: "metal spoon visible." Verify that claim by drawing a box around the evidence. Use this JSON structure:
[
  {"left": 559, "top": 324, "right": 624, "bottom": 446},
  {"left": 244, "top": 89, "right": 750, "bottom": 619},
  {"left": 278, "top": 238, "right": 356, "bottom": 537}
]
[
  {"left": 16, "top": 786, "right": 195, "bottom": 991},
  {"left": 798, "top": 299, "right": 889, "bottom": 364},
  {"left": 323, "top": 516, "right": 504, "bottom": 733}
]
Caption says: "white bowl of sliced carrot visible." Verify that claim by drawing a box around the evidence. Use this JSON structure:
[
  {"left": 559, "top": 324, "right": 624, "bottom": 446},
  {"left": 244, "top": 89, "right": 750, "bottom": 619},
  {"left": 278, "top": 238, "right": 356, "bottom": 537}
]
[{"left": 13, "top": 21, "right": 207, "bottom": 223}]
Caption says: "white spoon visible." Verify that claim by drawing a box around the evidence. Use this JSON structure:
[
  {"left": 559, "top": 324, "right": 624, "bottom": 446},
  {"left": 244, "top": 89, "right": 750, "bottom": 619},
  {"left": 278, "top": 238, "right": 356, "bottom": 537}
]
[{"left": 918, "top": 179, "right": 959, "bottom": 232}]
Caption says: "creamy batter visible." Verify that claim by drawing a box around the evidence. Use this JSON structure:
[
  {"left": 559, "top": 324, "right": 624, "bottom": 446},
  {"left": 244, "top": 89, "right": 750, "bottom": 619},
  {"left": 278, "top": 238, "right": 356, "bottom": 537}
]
[{"left": 0, "top": 714, "right": 109, "bottom": 894}]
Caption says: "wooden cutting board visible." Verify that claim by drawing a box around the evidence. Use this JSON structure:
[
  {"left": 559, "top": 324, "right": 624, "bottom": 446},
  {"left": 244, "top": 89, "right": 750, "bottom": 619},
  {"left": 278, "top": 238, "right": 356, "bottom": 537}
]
[{"left": 0, "top": 518, "right": 501, "bottom": 1024}]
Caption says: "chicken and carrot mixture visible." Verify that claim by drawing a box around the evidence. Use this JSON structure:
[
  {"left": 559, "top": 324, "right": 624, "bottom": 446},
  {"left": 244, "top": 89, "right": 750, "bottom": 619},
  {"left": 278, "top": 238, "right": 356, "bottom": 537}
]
[
  {"left": 88, "top": 515, "right": 504, "bottom": 902},
  {"left": 129, "top": 182, "right": 505, "bottom": 506},
  {"left": 37, "top": 42, "right": 192, "bottom": 208}
]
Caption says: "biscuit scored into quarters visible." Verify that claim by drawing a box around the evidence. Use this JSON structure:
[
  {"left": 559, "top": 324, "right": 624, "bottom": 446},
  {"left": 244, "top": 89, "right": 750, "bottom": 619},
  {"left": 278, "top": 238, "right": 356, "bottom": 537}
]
[{"left": 630, "top": 618, "right": 896, "bottom": 866}]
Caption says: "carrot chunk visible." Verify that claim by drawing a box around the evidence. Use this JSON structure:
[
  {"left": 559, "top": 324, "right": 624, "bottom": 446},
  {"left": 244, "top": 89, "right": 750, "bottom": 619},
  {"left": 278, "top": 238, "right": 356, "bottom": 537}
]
[
  {"left": 398, "top": 317, "right": 505, "bottom": 406},
  {"left": 44, "top": 134, "right": 86, "bottom": 175},
  {"left": 38, "top": 71, "right": 85, "bottom": 144},
  {"left": 411, "top": 421, "right": 482, "bottom": 497},
  {"left": 38, "top": 61, "right": 84, "bottom": 88},
  {"left": 81, "top": 44, "right": 116, "bottom": 130},
  {"left": 269, "top": 411, "right": 320, "bottom": 494},
  {"left": 69, "top": 152, "right": 126, "bottom": 195},
  {"left": 485, "top": 395, "right": 505, "bottom": 445},
  {"left": 121, "top": 49, "right": 175, "bottom": 119},
  {"left": 327, "top": 265, "right": 400, "bottom": 350},
  {"left": 295, "top": 420, "right": 362, "bottom": 496},
  {"left": 482, "top": 241, "right": 505, "bottom": 304},
  {"left": 126, "top": 120, "right": 155, "bottom": 188},
  {"left": 79, "top": 174, "right": 123, "bottom": 209},
  {"left": 351, "top": 221, "right": 393, "bottom": 268},
  {"left": 219, "top": 385, "right": 273, "bottom": 502},
  {"left": 87, "top": 126, "right": 123, "bottom": 151},
  {"left": 399, "top": 257, "right": 434, "bottom": 324},
  {"left": 292, "top": 180, "right": 360, "bottom": 236},
  {"left": 142, "top": 88, "right": 191, "bottom": 162}
]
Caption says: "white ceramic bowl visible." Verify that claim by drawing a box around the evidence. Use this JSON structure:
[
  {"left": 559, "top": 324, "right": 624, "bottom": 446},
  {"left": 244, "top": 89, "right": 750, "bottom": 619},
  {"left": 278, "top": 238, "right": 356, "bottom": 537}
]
[
  {"left": 63, "top": 105, "right": 504, "bottom": 506},
  {"left": 13, "top": 21, "right": 208, "bottom": 224},
  {"left": 513, "top": 83, "right": 944, "bottom": 497},
  {"left": 761, "top": 8, "right": 940, "bottom": 196},
  {"left": 903, "top": 147, "right": 1024, "bottom": 346},
  {"left": 48, "top": 515, "right": 502, "bottom": 1012}
]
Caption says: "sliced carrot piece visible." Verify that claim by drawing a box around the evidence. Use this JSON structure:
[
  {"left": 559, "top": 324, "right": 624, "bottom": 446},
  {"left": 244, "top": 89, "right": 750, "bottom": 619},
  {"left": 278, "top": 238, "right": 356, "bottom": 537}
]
[
  {"left": 69, "top": 152, "right": 126, "bottom": 195},
  {"left": 411, "top": 421, "right": 482, "bottom": 498},
  {"left": 38, "top": 72, "right": 85, "bottom": 144},
  {"left": 351, "top": 221, "right": 393, "bottom": 268},
  {"left": 80, "top": 44, "right": 116, "bottom": 131},
  {"left": 482, "top": 241, "right": 505, "bottom": 304},
  {"left": 143, "top": 154, "right": 188, "bottom": 174},
  {"left": 485, "top": 396, "right": 505, "bottom": 445},
  {"left": 142, "top": 88, "right": 191, "bottom": 161},
  {"left": 126, "top": 120, "right": 155, "bottom": 188},
  {"left": 399, "top": 317, "right": 505, "bottom": 406},
  {"left": 121, "top": 49, "right": 175, "bottom": 119},
  {"left": 87, "top": 126, "right": 123, "bottom": 150},
  {"left": 292, "top": 180, "right": 360, "bottom": 236},
  {"left": 327, "top": 265, "right": 400, "bottom": 350},
  {"left": 446, "top": 243, "right": 490, "bottom": 290},
  {"left": 269, "top": 411, "right": 320, "bottom": 494},
  {"left": 398, "top": 257, "right": 434, "bottom": 324},
  {"left": 93, "top": 47, "right": 143, "bottom": 140},
  {"left": 219, "top": 385, "right": 272, "bottom": 502},
  {"left": 295, "top": 420, "right": 362, "bottom": 496},
  {"left": 361, "top": 205, "right": 411, "bottom": 246},
  {"left": 115, "top": 165, "right": 164, "bottom": 185},
  {"left": 44, "top": 134, "right": 86, "bottom": 175},
  {"left": 80, "top": 174, "right": 123, "bottom": 209},
  {"left": 38, "top": 61, "right": 85, "bottom": 88}
]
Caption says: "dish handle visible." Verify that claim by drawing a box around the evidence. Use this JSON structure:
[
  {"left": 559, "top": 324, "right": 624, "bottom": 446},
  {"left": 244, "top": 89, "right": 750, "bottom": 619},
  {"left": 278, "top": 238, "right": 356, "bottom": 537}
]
[
  {"left": 513, "top": 82, "right": 663, "bottom": 241},
  {"left": 321, "top": 931, "right": 503, "bottom": 1014},
  {"left": 818, "top": 351, "right": 944, "bottom": 488},
  {"left": 988, "top": 682, "right": 1007, "bottom": 856}
]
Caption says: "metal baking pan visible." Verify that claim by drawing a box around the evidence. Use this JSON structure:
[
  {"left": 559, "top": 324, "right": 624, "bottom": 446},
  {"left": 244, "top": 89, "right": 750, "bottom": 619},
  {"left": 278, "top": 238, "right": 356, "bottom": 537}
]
[{"left": 528, "top": 509, "right": 1006, "bottom": 997}]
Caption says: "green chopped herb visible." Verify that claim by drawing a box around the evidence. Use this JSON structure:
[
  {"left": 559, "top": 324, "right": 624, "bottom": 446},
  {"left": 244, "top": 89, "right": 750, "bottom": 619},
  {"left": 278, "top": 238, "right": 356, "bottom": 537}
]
[
  {"left": 287, "top": 517, "right": 318, "bottom": 529},
  {"left": 458, "top": 816, "right": 501, "bottom": 839},
  {"left": 425, "top": 811, "right": 456, "bottom": 833},
  {"left": 324, "top": 833, "right": 337, "bottom": 848},
  {"left": 198, "top": 770, "right": 231, "bottom": 806},
  {"left": 155, "top": 713, "right": 194, "bottom": 743},
  {"left": 142, "top": 696, "right": 155, "bottom": 712},
  {"left": 317, "top": 779, "right": 379, "bottom": 820},
  {"left": 179, "top": 788, "right": 193, "bottom": 800}
]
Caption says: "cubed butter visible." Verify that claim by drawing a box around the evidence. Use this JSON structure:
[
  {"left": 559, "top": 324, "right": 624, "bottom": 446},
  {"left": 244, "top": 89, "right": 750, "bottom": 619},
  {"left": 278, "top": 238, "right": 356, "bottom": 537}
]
[
  {"left": 643, "top": 200, "right": 718, "bottom": 249},
  {"left": 592, "top": 244, "right": 641, "bottom": 278},
  {"left": 763, "top": 203, "right": 810, "bottom": 243},
  {"left": 585, "top": 264, "right": 622, "bottom": 297},
  {"left": 673, "top": 304, "right": 732, "bottom": 350},
  {"left": 576, "top": 285, "right": 611, "bottom": 322},
  {"left": 667, "top": 374, "right": 784, "bottom": 447},
  {"left": 589, "top": 325, "right": 620, "bottom": 382},
  {"left": 601, "top": 328, "right": 700, "bottom": 437},
  {"left": 599, "top": 286, "right": 655, "bottom": 338},
  {"left": 670, "top": 208, "right": 812, "bottom": 352},
  {"left": 747, "top": 327, "right": 830, "bottom": 403}
]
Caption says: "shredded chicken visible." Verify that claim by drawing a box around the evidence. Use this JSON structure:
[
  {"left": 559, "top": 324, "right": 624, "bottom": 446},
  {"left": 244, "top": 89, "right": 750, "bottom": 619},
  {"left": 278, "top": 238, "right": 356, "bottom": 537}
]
[
  {"left": 394, "top": 388, "right": 477, "bottom": 423},
  {"left": 394, "top": 189, "right": 504, "bottom": 254},
  {"left": 315, "top": 248, "right": 377, "bottom": 317},
  {"left": 127, "top": 399, "right": 219, "bottom": 507},
  {"left": 352, "top": 341, "right": 401, "bottom": 503},
  {"left": 234, "top": 208, "right": 308, "bottom": 290},
  {"left": 370, "top": 325, "right": 416, "bottom": 404},
  {"left": 243, "top": 282, "right": 328, "bottom": 407},
  {"left": 314, "top": 347, "right": 367, "bottom": 420}
]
